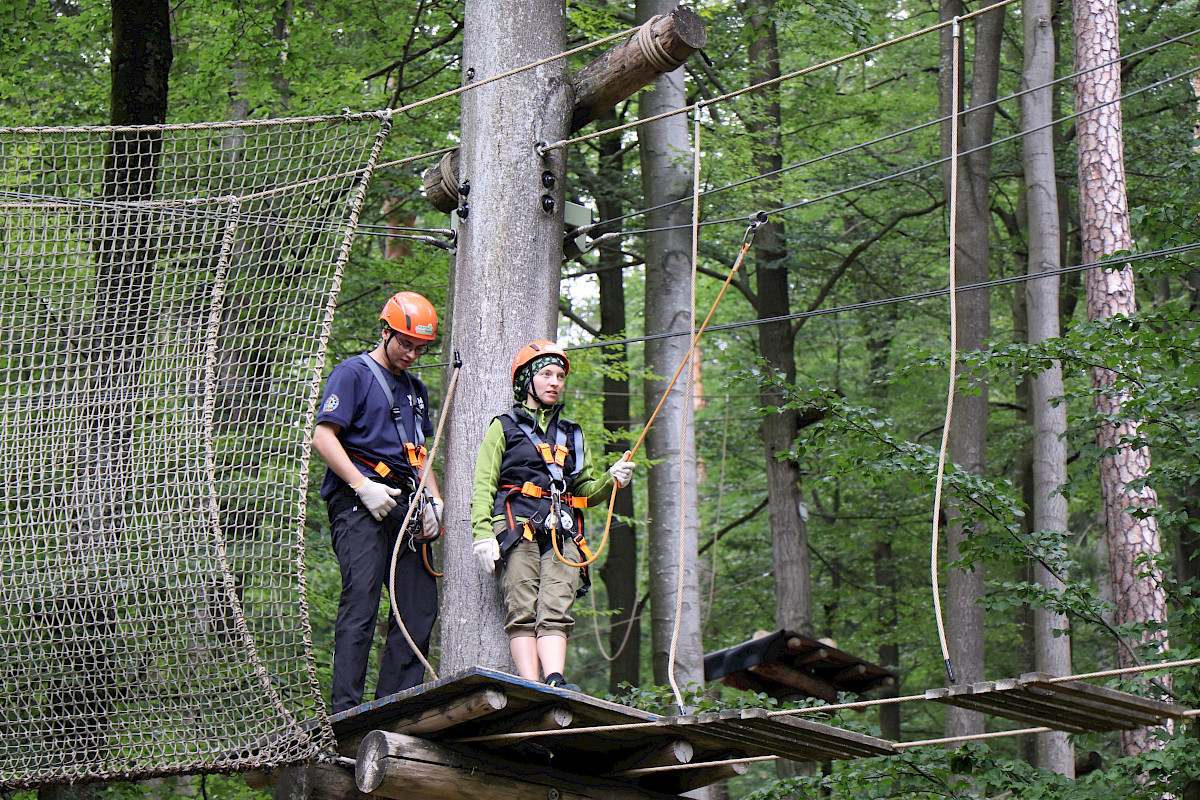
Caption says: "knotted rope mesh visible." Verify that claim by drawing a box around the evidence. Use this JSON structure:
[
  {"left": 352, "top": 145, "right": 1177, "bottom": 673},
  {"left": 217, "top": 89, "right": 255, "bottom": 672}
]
[{"left": 0, "top": 113, "right": 391, "bottom": 788}]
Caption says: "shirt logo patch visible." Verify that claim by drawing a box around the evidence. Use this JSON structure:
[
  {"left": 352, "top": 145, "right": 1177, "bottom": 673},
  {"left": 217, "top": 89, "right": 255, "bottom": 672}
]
[{"left": 322, "top": 394, "right": 340, "bottom": 412}]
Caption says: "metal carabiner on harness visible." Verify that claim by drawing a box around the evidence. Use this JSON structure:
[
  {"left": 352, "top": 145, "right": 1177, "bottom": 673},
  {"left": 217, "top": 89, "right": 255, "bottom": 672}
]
[{"left": 547, "top": 484, "right": 573, "bottom": 532}]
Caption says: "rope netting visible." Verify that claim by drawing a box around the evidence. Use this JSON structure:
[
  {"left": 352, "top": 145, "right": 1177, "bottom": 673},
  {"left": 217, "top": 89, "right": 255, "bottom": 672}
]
[{"left": 0, "top": 112, "right": 392, "bottom": 788}]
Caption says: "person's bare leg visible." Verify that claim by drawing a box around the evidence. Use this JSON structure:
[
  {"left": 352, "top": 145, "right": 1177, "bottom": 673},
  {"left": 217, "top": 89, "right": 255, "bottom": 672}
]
[
  {"left": 510, "top": 635, "right": 540, "bottom": 680},
  {"left": 536, "top": 633, "right": 567, "bottom": 679}
]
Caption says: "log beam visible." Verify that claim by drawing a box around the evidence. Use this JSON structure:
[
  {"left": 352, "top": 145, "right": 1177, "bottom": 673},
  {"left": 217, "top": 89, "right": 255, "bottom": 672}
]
[
  {"left": 423, "top": 7, "right": 706, "bottom": 212},
  {"left": 356, "top": 730, "right": 684, "bottom": 800},
  {"left": 610, "top": 738, "right": 693, "bottom": 773},
  {"left": 569, "top": 6, "right": 707, "bottom": 132},
  {"left": 338, "top": 687, "right": 508, "bottom": 755},
  {"left": 749, "top": 662, "right": 840, "bottom": 703}
]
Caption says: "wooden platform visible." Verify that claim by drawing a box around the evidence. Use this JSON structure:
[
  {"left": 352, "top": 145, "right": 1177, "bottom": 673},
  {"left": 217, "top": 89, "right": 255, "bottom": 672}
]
[
  {"left": 926, "top": 672, "right": 1190, "bottom": 733},
  {"left": 332, "top": 668, "right": 897, "bottom": 798},
  {"left": 705, "top": 629, "right": 896, "bottom": 702}
]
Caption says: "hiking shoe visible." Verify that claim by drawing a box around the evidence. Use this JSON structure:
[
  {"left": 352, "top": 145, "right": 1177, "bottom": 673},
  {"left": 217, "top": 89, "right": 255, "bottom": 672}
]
[{"left": 544, "top": 673, "right": 581, "bottom": 693}]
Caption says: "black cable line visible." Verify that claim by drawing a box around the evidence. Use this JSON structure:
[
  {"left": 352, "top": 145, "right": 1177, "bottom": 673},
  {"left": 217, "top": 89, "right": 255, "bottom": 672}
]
[
  {"left": 578, "top": 27, "right": 1200, "bottom": 235},
  {"left": 607, "top": 62, "right": 1200, "bottom": 239}
]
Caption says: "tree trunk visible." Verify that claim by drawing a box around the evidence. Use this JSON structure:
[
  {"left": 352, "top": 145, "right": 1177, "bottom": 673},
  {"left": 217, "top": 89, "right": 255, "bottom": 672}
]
[
  {"left": 1021, "top": 0, "right": 1073, "bottom": 774},
  {"left": 744, "top": 2, "right": 814, "bottom": 782},
  {"left": 441, "top": 0, "right": 571, "bottom": 674},
  {"left": 635, "top": 0, "right": 705, "bottom": 694},
  {"left": 593, "top": 109, "right": 642, "bottom": 694},
  {"left": 1073, "top": 0, "right": 1168, "bottom": 756},
  {"left": 938, "top": 0, "right": 1004, "bottom": 738},
  {"left": 41, "top": 4, "right": 171, "bottom": 795}
]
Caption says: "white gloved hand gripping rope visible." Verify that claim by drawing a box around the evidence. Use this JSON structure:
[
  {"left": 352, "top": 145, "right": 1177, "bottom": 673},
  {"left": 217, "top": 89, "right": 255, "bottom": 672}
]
[{"left": 608, "top": 450, "right": 635, "bottom": 488}]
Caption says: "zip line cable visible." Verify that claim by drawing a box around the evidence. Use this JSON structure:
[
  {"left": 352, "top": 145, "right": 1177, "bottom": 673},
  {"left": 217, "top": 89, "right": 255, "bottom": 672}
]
[
  {"left": 539, "top": 0, "right": 1020, "bottom": 155},
  {"left": 605, "top": 61, "right": 1200, "bottom": 243},
  {"left": 573, "top": 27, "right": 1199, "bottom": 238},
  {"left": 542, "top": 240, "right": 1200, "bottom": 361},
  {"left": 931, "top": 18, "right": 961, "bottom": 686},
  {"left": 381, "top": 26, "right": 639, "bottom": 119}
]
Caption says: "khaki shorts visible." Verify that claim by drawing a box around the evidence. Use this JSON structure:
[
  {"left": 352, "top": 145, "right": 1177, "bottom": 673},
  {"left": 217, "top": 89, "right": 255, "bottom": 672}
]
[{"left": 496, "top": 520, "right": 581, "bottom": 639}]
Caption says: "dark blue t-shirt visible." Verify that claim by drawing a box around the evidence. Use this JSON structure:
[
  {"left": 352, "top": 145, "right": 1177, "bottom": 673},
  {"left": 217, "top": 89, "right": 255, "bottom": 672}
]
[{"left": 316, "top": 354, "right": 434, "bottom": 500}]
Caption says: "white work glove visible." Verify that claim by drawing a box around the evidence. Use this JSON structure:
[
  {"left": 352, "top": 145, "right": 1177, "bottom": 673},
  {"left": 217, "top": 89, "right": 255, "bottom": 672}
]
[
  {"left": 352, "top": 477, "right": 403, "bottom": 522},
  {"left": 422, "top": 497, "right": 444, "bottom": 539},
  {"left": 474, "top": 537, "right": 501, "bottom": 574},
  {"left": 608, "top": 451, "right": 634, "bottom": 488}
]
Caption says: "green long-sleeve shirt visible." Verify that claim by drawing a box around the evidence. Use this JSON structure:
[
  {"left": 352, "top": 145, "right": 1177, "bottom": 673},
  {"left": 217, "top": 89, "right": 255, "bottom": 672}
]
[{"left": 471, "top": 405, "right": 615, "bottom": 542}]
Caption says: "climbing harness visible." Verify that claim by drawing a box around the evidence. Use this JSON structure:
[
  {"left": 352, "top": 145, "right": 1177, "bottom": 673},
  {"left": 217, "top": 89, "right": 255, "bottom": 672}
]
[
  {"left": 498, "top": 410, "right": 595, "bottom": 595},
  {"left": 357, "top": 352, "right": 439, "bottom": 554}
]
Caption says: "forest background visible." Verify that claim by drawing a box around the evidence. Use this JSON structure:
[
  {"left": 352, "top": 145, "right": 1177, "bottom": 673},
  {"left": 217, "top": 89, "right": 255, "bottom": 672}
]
[{"left": 2, "top": 0, "right": 1199, "bottom": 798}]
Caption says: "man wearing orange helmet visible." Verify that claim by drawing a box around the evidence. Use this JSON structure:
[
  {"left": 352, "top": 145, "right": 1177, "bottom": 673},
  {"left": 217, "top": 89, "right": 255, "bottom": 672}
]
[
  {"left": 313, "top": 291, "right": 444, "bottom": 712},
  {"left": 470, "top": 341, "right": 634, "bottom": 692}
]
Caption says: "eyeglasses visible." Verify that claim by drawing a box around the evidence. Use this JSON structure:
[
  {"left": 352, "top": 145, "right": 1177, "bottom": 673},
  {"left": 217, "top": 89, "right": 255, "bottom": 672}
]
[{"left": 390, "top": 337, "right": 428, "bottom": 356}]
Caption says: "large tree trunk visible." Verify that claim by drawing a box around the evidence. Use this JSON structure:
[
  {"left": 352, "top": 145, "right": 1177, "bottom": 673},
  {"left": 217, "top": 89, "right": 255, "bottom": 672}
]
[
  {"left": 42, "top": 3, "right": 171, "bottom": 798},
  {"left": 591, "top": 108, "right": 641, "bottom": 694},
  {"left": 938, "top": 0, "right": 1004, "bottom": 739},
  {"left": 1072, "top": 0, "right": 1167, "bottom": 756},
  {"left": 744, "top": 2, "right": 813, "bottom": 783},
  {"left": 440, "top": 0, "right": 571, "bottom": 674},
  {"left": 1021, "top": 0, "right": 1073, "bottom": 774},
  {"left": 635, "top": 0, "right": 705, "bottom": 694}
]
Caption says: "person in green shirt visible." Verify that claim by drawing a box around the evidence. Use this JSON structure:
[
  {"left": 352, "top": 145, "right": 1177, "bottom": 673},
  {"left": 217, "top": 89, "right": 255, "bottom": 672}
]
[{"left": 470, "top": 340, "right": 634, "bottom": 691}]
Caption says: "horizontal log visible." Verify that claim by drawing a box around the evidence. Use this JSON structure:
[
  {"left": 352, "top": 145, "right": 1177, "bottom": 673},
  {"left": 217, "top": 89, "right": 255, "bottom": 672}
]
[
  {"left": 423, "top": 7, "right": 707, "bottom": 213},
  {"left": 273, "top": 762, "right": 371, "bottom": 800},
  {"left": 750, "top": 662, "right": 840, "bottom": 703},
  {"left": 357, "top": 731, "right": 686, "bottom": 800},
  {"left": 611, "top": 739, "right": 693, "bottom": 773},
  {"left": 471, "top": 705, "right": 574, "bottom": 744},
  {"left": 569, "top": 6, "right": 707, "bottom": 132},
  {"left": 669, "top": 761, "right": 749, "bottom": 794},
  {"left": 361, "top": 755, "right": 594, "bottom": 800},
  {"left": 338, "top": 687, "right": 508, "bottom": 755}
]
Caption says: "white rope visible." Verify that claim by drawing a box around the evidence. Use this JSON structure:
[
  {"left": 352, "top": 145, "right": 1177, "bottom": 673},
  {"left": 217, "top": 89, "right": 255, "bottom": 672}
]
[
  {"left": 666, "top": 101, "right": 706, "bottom": 713},
  {"left": 930, "top": 17, "right": 962, "bottom": 684},
  {"left": 385, "top": 356, "right": 463, "bottom": 683}
]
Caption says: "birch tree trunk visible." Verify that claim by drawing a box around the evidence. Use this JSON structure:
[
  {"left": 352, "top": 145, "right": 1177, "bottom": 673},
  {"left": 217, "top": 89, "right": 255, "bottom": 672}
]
[
  {"left": 635, "top": 0, "right": 705, "bottom": 693},
  {"left": 1021, "top": 0, "right": 1073, "bottom": 774},
  {"left": 938, "top": 0, "right": 1004, "bottom": 739},
  {"left": 440, "top": 0, "right": 571, "bottom": 674},
  {"left": 1072, "top": 0, "right": 1168, "bottom": 756}
]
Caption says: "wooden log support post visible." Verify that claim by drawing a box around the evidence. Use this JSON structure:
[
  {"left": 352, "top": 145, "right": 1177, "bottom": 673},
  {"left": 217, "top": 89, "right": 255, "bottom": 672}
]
[
  {"left": 569, "top": 6, "right": 707, "bottom": 131},
  {"left": 423, "top": 6, "right": 707, "bottom": 212},
  {"left": 338, "top": 687, "right": 508, "bottom": 755},
  {"left": 356, "top": 730, "right": 686, "bottom": 800},
  {"left": 611, "top": 739, "right": 693, "bottom": 773}
]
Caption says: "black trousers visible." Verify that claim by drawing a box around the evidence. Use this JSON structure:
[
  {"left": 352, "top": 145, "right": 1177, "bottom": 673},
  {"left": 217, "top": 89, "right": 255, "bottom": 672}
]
[{"left": 328, "top": 490, "right": 438, "bottom": 714}]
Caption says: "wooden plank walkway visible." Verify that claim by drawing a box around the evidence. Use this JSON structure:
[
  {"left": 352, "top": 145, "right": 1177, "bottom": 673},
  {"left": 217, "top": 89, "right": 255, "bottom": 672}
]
[
  {"left": 331, "top": 667, "right": 1193, "bottom": 798},
  {"left": 926, "top": 672, "right": 1190, "bottom": 733},
  {"left": 333, "top": 668, "right": 896, "bottom": 796}
]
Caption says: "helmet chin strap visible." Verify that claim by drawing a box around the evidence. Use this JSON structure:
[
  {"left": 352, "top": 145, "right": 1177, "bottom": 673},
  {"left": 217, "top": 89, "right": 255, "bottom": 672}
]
[{"left": 382, "top": 329, "right": 405, "bottom": 374}]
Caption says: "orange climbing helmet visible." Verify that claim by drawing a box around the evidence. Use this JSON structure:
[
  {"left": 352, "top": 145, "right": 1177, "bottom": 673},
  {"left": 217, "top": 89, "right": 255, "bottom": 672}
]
[
  {"left": 380, "top": 291, "right": 438, "bottom": 341},
  {"left": 511, "top": 340, "right": 570, "bottom": 404}
]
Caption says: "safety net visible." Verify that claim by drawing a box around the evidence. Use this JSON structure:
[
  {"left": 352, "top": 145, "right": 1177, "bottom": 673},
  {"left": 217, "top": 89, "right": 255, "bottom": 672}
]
[{"left": 0, "top": 112, "right": 393, "bottom": 788}]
